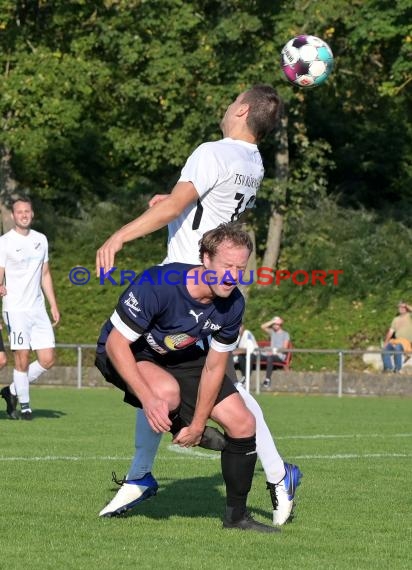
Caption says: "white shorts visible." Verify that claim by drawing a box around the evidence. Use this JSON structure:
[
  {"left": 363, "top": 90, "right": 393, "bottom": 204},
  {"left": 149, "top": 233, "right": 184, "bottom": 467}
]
[{"left": 3, "top": 308, "right": 55, "bottom": 351}]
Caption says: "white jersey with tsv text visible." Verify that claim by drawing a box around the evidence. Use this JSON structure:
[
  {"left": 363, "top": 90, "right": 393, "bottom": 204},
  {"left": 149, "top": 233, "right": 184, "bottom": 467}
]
[
  {"left": 0, "top": 229, "right": 48, "bottom": 311},
  {"left": 164, "top": 137, "right": 263, "bottom": 264}
]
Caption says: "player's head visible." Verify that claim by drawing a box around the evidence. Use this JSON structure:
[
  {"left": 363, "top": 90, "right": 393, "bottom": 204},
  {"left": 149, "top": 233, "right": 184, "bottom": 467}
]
[
  {"left": 11, "top": 196, "right": 34, "bottom": 231},
  {"left": 11, "top": 196, "right": 32, "bottom": 211},
  {"left": 241, "top": 84, "right": 283, "bottom": 143},
  {"left": 199, "top": 223, "right": 253, "bottom": 262},
  {"left": 199, "top": 224, "right": 253, "bottom": 298},
  {"left": 220, "top": 85, "right": 282, "bottom": 143}
]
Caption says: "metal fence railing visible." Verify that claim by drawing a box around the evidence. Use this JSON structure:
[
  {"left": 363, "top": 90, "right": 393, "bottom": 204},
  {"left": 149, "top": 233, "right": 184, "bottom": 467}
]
[
  {"left": 4, "top": 343, "right": 406, "bottom": 397},
  {"left": 246, "top": 347, "right": 409, "bottom": 397}
]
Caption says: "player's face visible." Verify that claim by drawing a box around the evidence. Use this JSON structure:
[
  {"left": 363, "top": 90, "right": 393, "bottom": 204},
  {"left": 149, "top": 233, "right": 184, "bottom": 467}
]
[
  {"left": 203, "top": 241, "right": 250, "bottom": 298},
  {"left": 11, "top": 201, "right": 34, "bottom": 231},
  {"left": 219, "top": 92, "right": 247, "bottom": 135}
]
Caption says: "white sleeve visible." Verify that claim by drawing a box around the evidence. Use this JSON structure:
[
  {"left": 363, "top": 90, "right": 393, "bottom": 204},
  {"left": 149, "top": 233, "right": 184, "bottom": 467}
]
[
  {"left": 43, "top": 235, "right": 49, "bottom": 264},
  {"left": 110, "top": 310, "right": 142, "bottom": 342},
  {"left": 178, "top": 143, "right": 220, "bottom": 198},
  {"left": 210, "top": 337, "right": 238, "bottom": 353}
]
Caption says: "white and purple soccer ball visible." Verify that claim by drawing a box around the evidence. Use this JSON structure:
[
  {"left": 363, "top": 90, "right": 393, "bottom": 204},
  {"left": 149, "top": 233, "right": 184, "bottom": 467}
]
[{"left": 280, "top": 35, "right": 334, "bottom": 88}]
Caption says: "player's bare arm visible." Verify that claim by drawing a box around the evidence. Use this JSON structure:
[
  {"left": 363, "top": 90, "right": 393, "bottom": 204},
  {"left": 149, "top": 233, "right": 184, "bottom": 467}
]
[
  {"left": 96, "top": 182, "right": 199, "bottom": 274},
  {"left": 173, "top": 348, "right": 230, "bottom": 447},
  {"left": 41, "top": 263, "right": 60, "bottom": 325},
  {"left": 0, "top": 267, "right": 6, "bottom": 297},
  {"left": 106, "top": 328, "right": 172, "bottom": 433},
  {"left": 148, "top": 194, "right": 169, "bottom": 208}
]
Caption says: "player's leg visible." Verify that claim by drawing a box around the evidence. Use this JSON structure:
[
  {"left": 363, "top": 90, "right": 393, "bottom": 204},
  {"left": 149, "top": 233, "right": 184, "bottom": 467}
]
[
  {"left": 0, "top": 328, "right": 7, "bottom": 370},
  {"left": 0, "top": 324, "right": 18, "bottom": 419},
  {"left": 236, "top": 382, "right": 285, "bottom": 481},
  {"left": 224, "top": 350, "right": 302, "bottom": 526},
  {"left": 210, "top": 392, "right": 278, "bottom": 533},
  {"left": 235, "top": 382, "right": 302, "bottom": 524},
  {"left": 124, "top": 354, "right": 228, "bottom": 486},
  {"left": 30, "top": 307, "right": 56, "bottom": 383},
  {"left": 98, "top": 358, "right": 180, "bottom": 517},
  {"left": 128, "top": 408, "right": 162, "bottom": 480},
  {"left": 169, "top": 357, "right": 274, "bottom": 532},
  {"left": 12, "top": 349, "right": 31, "bottom": 419},
  {"left": 3, "top": 311, "right": 32, "bottom": 419}
]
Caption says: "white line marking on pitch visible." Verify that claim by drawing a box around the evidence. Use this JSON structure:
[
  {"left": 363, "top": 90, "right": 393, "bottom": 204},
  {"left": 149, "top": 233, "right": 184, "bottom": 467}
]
[
  {"left": 275, "top": 433, "right": 412, "bottom": 440},
  {"left": 1, "top": 450, "right": 411, "bottom": 462},
  {"left": 0, "top": 433, "right": 410, "bottom": 463}
]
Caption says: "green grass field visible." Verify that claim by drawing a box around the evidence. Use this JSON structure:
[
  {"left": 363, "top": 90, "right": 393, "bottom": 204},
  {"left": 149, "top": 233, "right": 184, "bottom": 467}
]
[{"left": 1, "top": 388, "right": 411, "bottom": 570}]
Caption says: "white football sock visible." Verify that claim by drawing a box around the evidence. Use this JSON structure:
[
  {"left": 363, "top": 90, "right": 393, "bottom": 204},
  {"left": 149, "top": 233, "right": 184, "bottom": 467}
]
[
  {"left": 127, "top": 408, "right": 162, "bottom": 480},
  {"left": 236, "top": 382, "right": 286, "bottom": 484},
  {"left": 28, "top": 360, "right": 48, "bottom": 384},
  {"left": 9, "top": 360, "right": 48, "bottom": 394},
  {"left": 13, "top": 369, "right": 30, "bottom": 405}
]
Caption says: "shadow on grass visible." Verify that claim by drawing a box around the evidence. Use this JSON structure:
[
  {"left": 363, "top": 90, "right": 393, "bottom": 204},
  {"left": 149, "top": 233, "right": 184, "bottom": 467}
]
[
  {"left": 103, "top": 473, "right": 270, "bottom": 522},
  {"left": 0, "top": 408, "right": 67, "bottom": 420}
]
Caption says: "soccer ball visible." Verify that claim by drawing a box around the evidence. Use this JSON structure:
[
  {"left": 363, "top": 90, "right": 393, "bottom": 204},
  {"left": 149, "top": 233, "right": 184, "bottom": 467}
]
[{"left": 280, "top": 35, "right": 334, "bottom": 88}]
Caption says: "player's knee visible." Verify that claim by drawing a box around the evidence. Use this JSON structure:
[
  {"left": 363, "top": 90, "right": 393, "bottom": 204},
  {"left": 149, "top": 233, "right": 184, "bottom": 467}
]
[
  {"left": 38, "top": 354, "right": 55, "bottom": 369},
  {"left": 222, "top": 408, "right": 255, "bottom": 439},
  {"left": 157, "top": 384, "right": 180, "bottom": 411},
  {"left": 238, "top": 409, "right": 255, "bottom": 437}
]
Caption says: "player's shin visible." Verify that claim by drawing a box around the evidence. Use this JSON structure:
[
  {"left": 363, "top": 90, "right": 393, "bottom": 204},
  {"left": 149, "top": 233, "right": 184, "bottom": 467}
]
[
  {"left": 221, "top": 434, "right": 257, "bottom": 522},
  {"left": 127, "top": 408, "right": 162, "bottom": 480}
]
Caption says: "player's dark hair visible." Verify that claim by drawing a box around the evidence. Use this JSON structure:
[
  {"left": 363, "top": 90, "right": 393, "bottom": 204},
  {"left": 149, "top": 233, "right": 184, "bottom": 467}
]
[
  {"left": 11, "top": 196, "right": 32, "bottom": 211},
  {"left": 241, "top": 84, "right": 283, "bottom": 143},
  {"left": 199, "top": 223, "right": 253, "bottom": 262}
]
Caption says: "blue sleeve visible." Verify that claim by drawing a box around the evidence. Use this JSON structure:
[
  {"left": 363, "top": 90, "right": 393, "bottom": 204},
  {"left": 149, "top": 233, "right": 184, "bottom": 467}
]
[
  {"left": 213, "top": 293, "right": 245, "bottom": 346},
  {"left": 115, "top": 283, "right": 160, "bottom": 336}
]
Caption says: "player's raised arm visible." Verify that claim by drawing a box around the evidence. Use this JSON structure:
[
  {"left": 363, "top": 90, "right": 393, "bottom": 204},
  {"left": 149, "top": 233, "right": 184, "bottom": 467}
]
[
  {"left": 95, "top": 182, "right": 198, "bottom": 275},
  {"left": 148, "top": 194, "right": 169, "bottom": 208}
]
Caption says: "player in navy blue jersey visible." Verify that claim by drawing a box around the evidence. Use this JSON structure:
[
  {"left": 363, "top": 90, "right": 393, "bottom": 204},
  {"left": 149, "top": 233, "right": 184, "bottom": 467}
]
[
  {"left": 96, "top": 224, "right": 278, "bottom": 533},
  {"left": 97, "top": 85, "right": 302, "bottom": 526}
]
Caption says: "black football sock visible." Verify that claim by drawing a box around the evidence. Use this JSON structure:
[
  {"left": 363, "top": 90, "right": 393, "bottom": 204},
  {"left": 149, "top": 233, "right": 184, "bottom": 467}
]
[
  {"left": 169, "top": 410, "right": 184, "bottom": 436},
  {"left": 221, "top": 434, "right": 257, "bottom": 522}
]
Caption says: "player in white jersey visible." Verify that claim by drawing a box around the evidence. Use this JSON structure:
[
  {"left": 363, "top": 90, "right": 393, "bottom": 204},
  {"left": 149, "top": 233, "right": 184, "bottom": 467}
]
[
  {"left": 0, "top": 197, "right": 60, "bottom": 420},
  {"left": 165, "top": 137, "right": 262, "bottom": 264},
  {"left": 96, "top": 85, "right": 302, "bottom": 524}
]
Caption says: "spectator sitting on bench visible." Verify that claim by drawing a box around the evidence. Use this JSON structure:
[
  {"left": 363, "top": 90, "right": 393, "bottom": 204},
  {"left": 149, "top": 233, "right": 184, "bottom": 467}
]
[
  {"left": 382, "top": 301, "right": 412, "bottom": 373},
  {"left": 260, "top": 316, "right": 290, "bottom": 388}
]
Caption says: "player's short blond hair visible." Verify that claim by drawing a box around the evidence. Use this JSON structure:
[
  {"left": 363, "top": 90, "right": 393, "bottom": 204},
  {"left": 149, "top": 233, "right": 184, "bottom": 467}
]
[{"left": 199, "top": 223, "right": 253, "bottom": 262}]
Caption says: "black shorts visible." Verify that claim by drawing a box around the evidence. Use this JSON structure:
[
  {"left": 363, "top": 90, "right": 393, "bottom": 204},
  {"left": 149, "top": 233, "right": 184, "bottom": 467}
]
[
  {"left": 0, "top": 329, "right": 4, "bottom": 352},
  {"left": 95, "top": 342, "right": 238, "bottom": 425}
]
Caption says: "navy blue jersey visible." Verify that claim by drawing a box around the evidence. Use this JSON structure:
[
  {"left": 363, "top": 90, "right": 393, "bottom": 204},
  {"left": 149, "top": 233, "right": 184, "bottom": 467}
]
[{"left": 97, "top": 262, "right": 244, "bottom": 355}]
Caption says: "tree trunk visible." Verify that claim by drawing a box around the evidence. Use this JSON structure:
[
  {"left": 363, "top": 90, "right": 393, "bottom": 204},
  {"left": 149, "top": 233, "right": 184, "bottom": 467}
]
[
  {"left": 261, "top": 112, "right": 289, "bottom": 271},
  {"left": 0, "top": 146, "right": 18, "bottom": 234},
  {"left": 238, "top": 226, "right": 256, "bottom": 302}
]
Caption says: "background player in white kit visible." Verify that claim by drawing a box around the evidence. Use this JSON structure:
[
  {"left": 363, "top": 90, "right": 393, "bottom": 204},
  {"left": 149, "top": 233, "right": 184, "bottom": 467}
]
[
  {"left": 96, "top": 85, "right": 302, "bottom": 524},
  {"left": 0, "top": 197, "right": 60, "bottom": 420}
]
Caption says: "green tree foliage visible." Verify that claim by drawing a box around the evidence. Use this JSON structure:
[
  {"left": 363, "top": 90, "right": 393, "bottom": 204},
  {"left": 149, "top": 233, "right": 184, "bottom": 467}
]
[
  {"left": 0, "top": 0, "right": 411, "bottom": 264},
  {"left": 274, "top": 0, "right": 412, "bottom": 208},
  {"left": 1, "top": 0, "right": 411, "bottom": 213}
]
